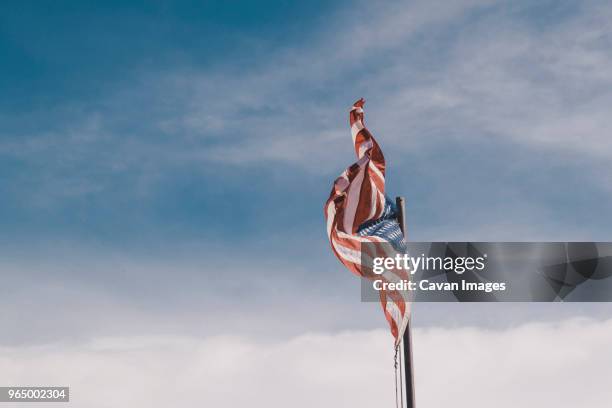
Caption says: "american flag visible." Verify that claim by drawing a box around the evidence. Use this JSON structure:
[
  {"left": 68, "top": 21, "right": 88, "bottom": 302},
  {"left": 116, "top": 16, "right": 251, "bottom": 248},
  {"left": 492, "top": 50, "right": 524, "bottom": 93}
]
[{"left": 325, "top": 98, "right": 410, "bottom": 345}]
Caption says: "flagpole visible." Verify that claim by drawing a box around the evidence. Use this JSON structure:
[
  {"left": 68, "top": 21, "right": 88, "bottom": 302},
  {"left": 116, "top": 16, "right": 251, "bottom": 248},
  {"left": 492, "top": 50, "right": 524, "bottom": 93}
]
[{"left": 396, "top": 196, "right": 415, "bottom": 408}]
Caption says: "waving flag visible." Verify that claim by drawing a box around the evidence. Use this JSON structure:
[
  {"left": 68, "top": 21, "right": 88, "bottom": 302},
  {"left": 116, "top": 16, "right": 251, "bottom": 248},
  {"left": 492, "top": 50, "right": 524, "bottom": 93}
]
[{"left": 324, "top": 99, "right": 410, "bottom": 345}]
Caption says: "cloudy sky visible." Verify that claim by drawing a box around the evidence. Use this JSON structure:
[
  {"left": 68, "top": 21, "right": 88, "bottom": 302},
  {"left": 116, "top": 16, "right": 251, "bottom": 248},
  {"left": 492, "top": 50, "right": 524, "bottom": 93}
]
[{"left": 1, "top": 0, "right": 612, "bottom": 406}]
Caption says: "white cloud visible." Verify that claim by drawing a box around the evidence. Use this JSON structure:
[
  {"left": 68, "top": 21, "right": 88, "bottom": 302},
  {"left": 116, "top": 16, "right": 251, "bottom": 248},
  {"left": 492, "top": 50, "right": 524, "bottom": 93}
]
[
  {"left": 162, "top": 0, "right": 612, "bottom": 172},
  {"left": 2, "top": 318, "right": 612, "bottom": 407}
]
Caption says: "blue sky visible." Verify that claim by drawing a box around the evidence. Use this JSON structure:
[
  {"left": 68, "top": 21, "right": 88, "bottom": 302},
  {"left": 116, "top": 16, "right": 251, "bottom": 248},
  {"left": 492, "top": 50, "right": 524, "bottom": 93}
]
[
  {"left": 3, "top": 2, "right": 612, "bottom": 407},
  {"left": 1, "top": 0, "right": 611, "bottom": 249},
  {"left": 2, "top": 0, "right": 612, "bottom": 346},
  {"left": 0, "top": 0, "right": 341, "bottom": 246}
]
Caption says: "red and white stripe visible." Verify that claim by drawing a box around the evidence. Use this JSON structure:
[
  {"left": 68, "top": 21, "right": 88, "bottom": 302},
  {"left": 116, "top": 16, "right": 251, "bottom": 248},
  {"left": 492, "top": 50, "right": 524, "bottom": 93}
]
[{"left": 325, "top": 98, "right": 410, "bottom": 345}]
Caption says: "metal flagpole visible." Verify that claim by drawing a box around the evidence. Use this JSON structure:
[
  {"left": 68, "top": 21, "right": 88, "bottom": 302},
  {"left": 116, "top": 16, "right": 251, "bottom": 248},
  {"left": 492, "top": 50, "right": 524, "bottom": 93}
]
[{"left": 395, "top": 196, "right": 415, "bottom": 408}]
